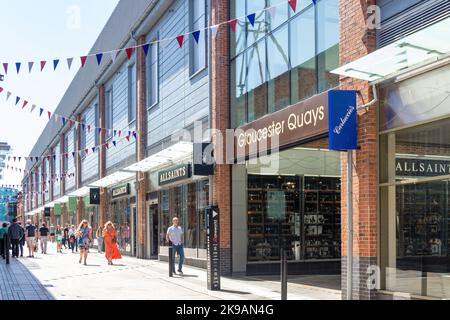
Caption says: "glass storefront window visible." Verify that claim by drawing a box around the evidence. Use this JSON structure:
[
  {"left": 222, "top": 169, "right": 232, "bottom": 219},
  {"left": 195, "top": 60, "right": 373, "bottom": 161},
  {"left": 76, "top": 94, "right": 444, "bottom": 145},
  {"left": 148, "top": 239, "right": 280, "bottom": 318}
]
[
  {"left": 158, "top": 180, "right": 209, "bottom": 251},
  {"left": 246, "top": 147, "right": 341, "bottom": 262},
  {"left": 231, "top": 0, "right": 246, "bottom": 58},
  {"left": 107, "top": 198, "right": 132, "bottom": 255},
  {"left": 380, "top": 117, "right": 450, "bottom": 299},
  {"left": 266, "top": 0, "right": 288, "bottom": 32}
]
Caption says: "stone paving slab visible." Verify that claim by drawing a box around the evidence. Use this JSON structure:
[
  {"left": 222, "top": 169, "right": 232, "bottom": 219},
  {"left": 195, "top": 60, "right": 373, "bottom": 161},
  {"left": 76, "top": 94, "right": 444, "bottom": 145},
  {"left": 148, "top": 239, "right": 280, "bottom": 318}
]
[{"left": 0, "top": 257, "right": 54, "bottom": 300}]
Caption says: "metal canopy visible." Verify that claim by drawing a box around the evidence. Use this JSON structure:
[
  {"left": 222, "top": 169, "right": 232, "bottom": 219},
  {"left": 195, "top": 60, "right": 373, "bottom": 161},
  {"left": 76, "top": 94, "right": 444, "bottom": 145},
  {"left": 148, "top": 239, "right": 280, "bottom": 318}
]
[
  {"left": 331, "top": 17, "right": 450, "bottom": 82},
  {"left": 68, "top": 186, "right": 90, "bottom": 197},
  {"left": 125, "top": 141, "right": 193, "bottom": 173},
  {"left": 89, "top": 171, "right": 135, "bottom": 188}
]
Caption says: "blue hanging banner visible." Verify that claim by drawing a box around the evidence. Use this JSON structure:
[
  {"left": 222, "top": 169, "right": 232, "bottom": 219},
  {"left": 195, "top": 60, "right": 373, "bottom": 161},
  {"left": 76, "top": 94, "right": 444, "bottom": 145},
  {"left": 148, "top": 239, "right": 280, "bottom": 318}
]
[{"left": 328, "top": 90, "right": 358, "bottom": 151}]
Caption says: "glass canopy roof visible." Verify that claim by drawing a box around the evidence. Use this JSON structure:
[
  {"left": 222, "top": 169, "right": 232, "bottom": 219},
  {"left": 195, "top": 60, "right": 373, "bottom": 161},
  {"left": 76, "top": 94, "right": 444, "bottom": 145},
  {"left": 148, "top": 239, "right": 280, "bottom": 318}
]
[{"left": 331, "top": 17, "right": 450, "bottom": 82}]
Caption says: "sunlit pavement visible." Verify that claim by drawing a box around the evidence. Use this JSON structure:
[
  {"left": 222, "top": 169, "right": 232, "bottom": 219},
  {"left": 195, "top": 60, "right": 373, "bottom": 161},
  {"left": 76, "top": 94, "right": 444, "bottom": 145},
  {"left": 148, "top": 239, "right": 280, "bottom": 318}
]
[{"left": 1, "top": 243, "right": 341, "bottom": 300}]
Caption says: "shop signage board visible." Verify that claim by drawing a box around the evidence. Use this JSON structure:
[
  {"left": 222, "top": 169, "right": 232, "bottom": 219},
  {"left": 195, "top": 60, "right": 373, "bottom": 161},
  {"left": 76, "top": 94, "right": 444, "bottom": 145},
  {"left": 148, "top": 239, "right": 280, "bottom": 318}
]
[
  {"left": 111, "top": 184, "right": 130, "bottom": 198},
  {"left": 328, "top": 90, "right": 358, "bottom": 151},
  {"left": 235, "top": 91, "right": 329, "bottom": 158},
  {"left": 54, "top": 203, "right": 62, "bottom": 216},
  {"left": 158, "top": 164, "right": 191, "bottom": 186},
  {"left": 193, "top": 143, "right": 214, "bottom": 176},
  {"left": 90, "top": 188, "right": 100, "bottom": 205},
  {"left": 396, "top": 158, "right": 450, "bottom": 177},
  {"left": 44, "top": 207, "right": 51, "bottom": 217},
  {"left": 68, "top": 197, "right": 77, "bottom": 213},
  {"left": 206, "top": 206, "right": 220, "bottom": 291}
]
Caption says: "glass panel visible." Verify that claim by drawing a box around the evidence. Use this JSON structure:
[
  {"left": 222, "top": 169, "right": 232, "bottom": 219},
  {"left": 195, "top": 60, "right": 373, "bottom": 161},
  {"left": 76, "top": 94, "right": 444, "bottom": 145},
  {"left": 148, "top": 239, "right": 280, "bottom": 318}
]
[
  {"left": 267, "top": 25, "right": 290, "bottom": 113},
  {"left": 266, "top": 0, "right": 288, "bottom": 32},
  {"left": 317, "top": 0, "right": 339, "bottom": 92},
  {"left": 128, "top": 65, "right": 136, "bottom": 123},
  {"left": 191, "top": 0, "right": 206, "bottom": 74},
  {"left": 147, "top": 42, "right": 159, "bottom": 107},
  {"left": 247, "top": 40, "right": 267, "bottom": 122},
  {"left": 159, "top": 190, "right": 170, "bottom": 246},
  {"left": 231, "top": 0, "right": 246, "bottom": 57},
  {"left": 231, "top": 55, "right": 247, "bottom": 128},
  {"left": 247, "top": 148, "right": 341, "bottom": 262},
  {"left": 197, "top": 180, "right": 209, "bottom": 249},
  {"left": 186, "top": 183, "right": 197, "bottom": 249},
  {"left": 290, "top": 6, "right": 316, "bottom": 103},
  {"left": 246, "top": 0, "right": 266, "bottom": 49}
]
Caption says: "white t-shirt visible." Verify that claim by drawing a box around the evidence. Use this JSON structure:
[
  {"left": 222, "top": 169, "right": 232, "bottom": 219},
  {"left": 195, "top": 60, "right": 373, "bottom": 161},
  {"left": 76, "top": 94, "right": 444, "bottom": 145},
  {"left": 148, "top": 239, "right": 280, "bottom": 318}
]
[{"left": 166, "top": 225, "right": 183, "bottom": 245}]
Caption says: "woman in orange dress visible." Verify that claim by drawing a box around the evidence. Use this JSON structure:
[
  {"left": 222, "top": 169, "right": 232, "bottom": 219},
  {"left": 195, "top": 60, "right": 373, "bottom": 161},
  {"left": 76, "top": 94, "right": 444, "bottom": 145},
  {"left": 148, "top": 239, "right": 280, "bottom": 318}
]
[{"left": 103, "top": 221, "right": 122, "bottom": 265}]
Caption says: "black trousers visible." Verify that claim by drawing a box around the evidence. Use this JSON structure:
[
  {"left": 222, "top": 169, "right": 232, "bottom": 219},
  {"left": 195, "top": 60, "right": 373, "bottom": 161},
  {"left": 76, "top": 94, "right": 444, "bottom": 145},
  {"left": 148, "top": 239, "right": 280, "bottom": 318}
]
[
  {"left": 11, "top": 239, "right": 20, "bottom": 257},
  {"left": 0, "top": 238, "right": 5, "bottom": 258}
]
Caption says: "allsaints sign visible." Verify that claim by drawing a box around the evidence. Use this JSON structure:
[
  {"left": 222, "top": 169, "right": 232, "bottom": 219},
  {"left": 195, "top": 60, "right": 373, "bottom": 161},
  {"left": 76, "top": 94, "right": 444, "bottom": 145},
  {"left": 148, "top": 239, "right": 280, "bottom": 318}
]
[
  {"left": 396, "top": 158, "right": 450, "bottom": 177},
  {"left": 159, "top": 164, "right": 191, "bottom": 186},
  {"left": 111, "top": 184, "right": 130, "bottom": 198}
]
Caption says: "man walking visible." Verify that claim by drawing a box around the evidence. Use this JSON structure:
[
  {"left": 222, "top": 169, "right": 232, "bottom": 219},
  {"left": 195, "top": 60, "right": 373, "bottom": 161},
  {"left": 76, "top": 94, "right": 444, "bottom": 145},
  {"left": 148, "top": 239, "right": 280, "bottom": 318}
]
[
  {"left": 8, "top": 219, "right": 24, "bottom": 258},
  {"left": 39, "top": 223, "right": 50, "bottom": 254},
  {"left": 166, "top": 217, "right": 184, "bottom": 275},
  {"left": 25, "top": 220, "right": 37, "bottom": 258}
]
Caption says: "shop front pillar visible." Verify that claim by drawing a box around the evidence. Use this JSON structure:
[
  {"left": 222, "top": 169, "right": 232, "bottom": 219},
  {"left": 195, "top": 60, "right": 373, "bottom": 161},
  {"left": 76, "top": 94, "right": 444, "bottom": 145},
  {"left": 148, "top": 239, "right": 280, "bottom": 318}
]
[
  {"left": 77, "top": 197, "right": 83, "bottom": 225},
  {"left": 75, "top": 114, "right": 82, "bottom": 224},
  {"left": 339, "top": 0, "right": 378, "bottom": 300},
  {"left": 49, "top": 147, "right": 54, "bottom": 225},
  {"left": 211, "top": 0, "right": 232, "bottom": 275},
  {"left": 136, "top": 35, "right": 148, "bottom": 259},
  {"left": 98, "top": 84, "right": 107, "bottom": 229}
]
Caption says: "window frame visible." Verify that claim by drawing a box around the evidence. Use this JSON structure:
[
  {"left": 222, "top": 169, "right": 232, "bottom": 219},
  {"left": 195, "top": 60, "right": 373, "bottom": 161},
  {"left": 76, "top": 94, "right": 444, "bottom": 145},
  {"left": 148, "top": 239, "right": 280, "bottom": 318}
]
[
  {"left": 105, "top": 88, "right": 113, "bottom": 141},
  {"left": 147, "top": 39, "right": 159, "bottom": 110},
  {"left": 189, "top": 0, "right": 208, "bottom": 77},
  {"left": 128, "top": 63, "right": 137, "bottom": 125}
]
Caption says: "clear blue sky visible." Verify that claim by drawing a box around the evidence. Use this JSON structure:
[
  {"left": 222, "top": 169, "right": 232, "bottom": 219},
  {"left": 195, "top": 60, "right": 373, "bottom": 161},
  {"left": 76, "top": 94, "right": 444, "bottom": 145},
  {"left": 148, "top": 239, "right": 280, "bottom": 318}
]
[{"left": 0, "top": 0, "right": 119, "bottom": 187}]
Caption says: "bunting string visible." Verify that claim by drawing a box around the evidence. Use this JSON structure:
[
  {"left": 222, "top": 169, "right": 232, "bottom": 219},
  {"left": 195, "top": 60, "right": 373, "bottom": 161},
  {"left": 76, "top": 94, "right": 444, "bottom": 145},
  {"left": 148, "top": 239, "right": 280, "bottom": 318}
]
[
  {"left": 0, "top": 86, "right": 138, "bottom": 137},
  {"left": 0, "top": 0, "right": 312, "bottom": 76}
]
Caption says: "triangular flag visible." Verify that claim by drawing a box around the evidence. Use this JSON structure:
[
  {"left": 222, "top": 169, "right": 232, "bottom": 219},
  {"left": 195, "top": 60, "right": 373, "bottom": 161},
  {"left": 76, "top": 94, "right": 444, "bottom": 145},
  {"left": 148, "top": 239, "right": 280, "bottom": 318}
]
[
  {"left": 192, "top": 31, "right": 201, "bottom": 44},
  {"left": 47, "top": 111, "right": 52, "bottom": 119},
  {"left": 15, "top": 62, "right": 21, "bottom": 74},
  {"left": 112, "top": 141, "right": 117, "bottom": 147},
  {"left": 62, "top": 117, "right": 66, "bottom": 125},
  {"left": 105, "top": 143, "right": 109, "bottom": 149},
  {"left": 28, "top": 61, "right": 34, "bottom": 73},
  {"left": 268, "top": 6, "right": 277, "bottom": 19},
  {"left": 22, "top": 100, "right": 28, "bottom": 109},
  {"left": 133, "top": 132, "right": 137, "bottom": 139},
  {"left": 125, "top": 47, "right": 134, "bottom": 60},
  {"left": 176, "top": 35, "right": 185, "bottom": 48},
  {"left": 80, "top": 56, "right": 88, "bottom": 67},
  {"left": 247, "top": 13, "right": 256, "bottom": 27},
  {"left": 40, "top": 60, "right": 46, "bottom": 71},
  {"left": 92, "top": 147, "right": 96, "bottom": 153},
  {"left": 288, "top": 0, "right": 297, "bottom": 12},
  {"left": 72, "top": 152, "right": 75, "bottom": 158},
  {"left": 110, "top": 51, "right": 118, "bottom": 63},
  {"left": 118, "top": 130, "right": 122, "bottom": 137},
  {"left": 53, "top": 59, "right": 59, "bottom": 70},
  {"left": 6, "top": 91, "right": 11, "bottom": 101},
  {"left": 96, "top": 53, "right": 103, "bottom": 65},
  {"left": 39, "top": 108, "right": 44, "bottom": 116},
  {"left": 125, "top": 136, "right": 130, "bottom": 142},
  {"left": 85, "top": 148, "right": 89, "bottom": 155},
  {"left": 53, "top": 155, "right": 56, "bottom": 161},
  {"left": 210, "top": 25, "right": 219, "bottom": 38},
  {"left": 87, "top": 125, "right": 91, "bottom": 132},
  {"left": 15, "top": 96, "right": 20, "bottom": 106},
  {"left": 0, "top": 87, "right": 3, "bottom": 94},
  {"left": 67, "top": 57, "right": 74, "bottom": 70},
  {"left": 3, "top": 63, "right": 8, "bottom": 74},
  {"left": 30, "top": 104, "right": 36, "bottom": 113},
  {"left": 229, "top": 19, "right": 237, "bottom": 33},
  {"left": 142, "top": 44, "right": 150, "bottom": 57},
  {"left": 312, "top": 0, "right": 317, "bottom": 4}
]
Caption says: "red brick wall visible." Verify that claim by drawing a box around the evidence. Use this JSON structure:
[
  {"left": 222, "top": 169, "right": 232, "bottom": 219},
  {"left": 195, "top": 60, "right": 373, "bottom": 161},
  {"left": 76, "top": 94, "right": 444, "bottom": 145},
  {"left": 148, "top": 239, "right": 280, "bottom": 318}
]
[
  {"left": 339, "top": 0, "right": 378, "bottom": 300},
  {"left": 211, "top": 0, "right": 232, "bottom": 274}
]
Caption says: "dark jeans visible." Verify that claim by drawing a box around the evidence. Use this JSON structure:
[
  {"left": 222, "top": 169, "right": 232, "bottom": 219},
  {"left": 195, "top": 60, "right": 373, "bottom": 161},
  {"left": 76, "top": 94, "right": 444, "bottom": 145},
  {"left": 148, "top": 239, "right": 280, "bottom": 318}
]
[
  {"left": 71, "top": 237, "right": 78, "bottom": 252},
  {"left": 11, "top": 239, "right": 20, "bottom": 257},
  {"left": 19, "top": 239, "right": 24, "bottom": 256},
  {"left": 172, "top": 244, "right": 185, "bottom": 272}
]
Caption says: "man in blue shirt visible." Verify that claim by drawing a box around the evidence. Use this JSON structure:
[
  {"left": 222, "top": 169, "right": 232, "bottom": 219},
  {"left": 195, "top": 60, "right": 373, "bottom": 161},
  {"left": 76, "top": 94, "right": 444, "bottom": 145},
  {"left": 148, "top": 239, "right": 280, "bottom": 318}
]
[{"left": 166, "top": 217, "right": 184, "bottom": 275}]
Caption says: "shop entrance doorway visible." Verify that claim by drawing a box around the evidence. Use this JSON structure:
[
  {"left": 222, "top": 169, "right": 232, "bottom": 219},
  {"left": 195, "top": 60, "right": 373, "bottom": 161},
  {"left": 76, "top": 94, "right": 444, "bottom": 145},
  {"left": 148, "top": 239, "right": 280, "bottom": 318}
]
[{"left": 149, "top": 204, "right": 159, "bottom": 257}]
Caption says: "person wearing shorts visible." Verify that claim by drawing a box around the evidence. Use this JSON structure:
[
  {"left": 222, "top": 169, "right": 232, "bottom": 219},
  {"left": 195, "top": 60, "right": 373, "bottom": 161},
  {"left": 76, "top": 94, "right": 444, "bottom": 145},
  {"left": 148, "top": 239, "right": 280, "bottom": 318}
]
[
  {"left": 76, "top": 220, "right": 93, "bottom": 265},
  {"left": 25, "top": 220, "right": 37, "bottom": 258}
]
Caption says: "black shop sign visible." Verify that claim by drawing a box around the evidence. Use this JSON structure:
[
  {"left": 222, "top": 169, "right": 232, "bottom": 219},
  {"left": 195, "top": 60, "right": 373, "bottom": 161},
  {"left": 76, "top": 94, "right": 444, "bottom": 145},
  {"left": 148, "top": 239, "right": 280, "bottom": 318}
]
[
  {"left": 396, "top": 158, "right": 450, "bottom": 177},
  {"left": 206, "top": 206, "right": 220, "bottom": 291},
  {"left": 158, "top": 164, "right": 191, "bottom": 186}
]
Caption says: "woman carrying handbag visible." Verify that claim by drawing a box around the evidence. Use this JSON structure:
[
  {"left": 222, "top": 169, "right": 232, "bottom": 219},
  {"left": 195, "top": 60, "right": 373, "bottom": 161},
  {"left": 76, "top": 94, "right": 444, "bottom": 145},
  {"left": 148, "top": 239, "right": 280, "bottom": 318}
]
[{"left": 103, "top": 221, "right": 122, "bottom": 265}]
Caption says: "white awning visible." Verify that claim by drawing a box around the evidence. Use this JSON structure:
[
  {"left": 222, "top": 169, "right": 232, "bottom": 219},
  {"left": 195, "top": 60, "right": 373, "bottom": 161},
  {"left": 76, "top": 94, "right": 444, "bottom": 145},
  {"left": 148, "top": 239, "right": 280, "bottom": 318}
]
[
  {"left": 68, "top": 186, "right": 90, "bottom": 197},
  {"left": 125, "top": 141, "right": 193, "bottom": 173},
  {"left": 89, "top": 171, "right": 135, "bottom": 188},
  {"left": 55, "top": 195, "right": 69, "bottom": 204},
  {"left": 332, "top": 17, "right": 450, "bottom": 82}
]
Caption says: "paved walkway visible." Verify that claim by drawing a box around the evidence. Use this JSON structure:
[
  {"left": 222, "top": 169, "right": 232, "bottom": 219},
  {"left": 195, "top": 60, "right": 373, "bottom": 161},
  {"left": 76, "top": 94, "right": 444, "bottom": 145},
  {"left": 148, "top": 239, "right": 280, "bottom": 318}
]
[{"left": 0, "top": 243, "right": 341, "bottom": 300}]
